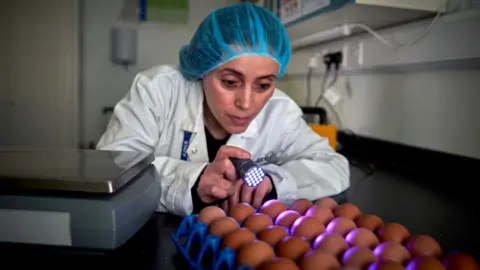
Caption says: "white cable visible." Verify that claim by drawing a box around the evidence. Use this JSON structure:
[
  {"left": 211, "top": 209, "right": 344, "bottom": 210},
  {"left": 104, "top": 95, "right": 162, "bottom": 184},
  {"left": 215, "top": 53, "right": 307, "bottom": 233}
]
[
  {"left": 347, "top": 13, "right": 441, "bottom": 49},
  {"left": 306, "top": 54, "right": 322, "bottom": 106},
  {"left": 345, "top": 3, "right": 444, "bottom": 50},
  {"left": 306, "top": 4, "right": 444, "bottom": 125},
  {"left": 314, "top": 67, "right": 337, "bottom": 107},
  {"left": 305, "top": 1, "right": 448, "bottom": 131},
  {"left": 325, "top": 100, "right": 343, "bottom": 128}
]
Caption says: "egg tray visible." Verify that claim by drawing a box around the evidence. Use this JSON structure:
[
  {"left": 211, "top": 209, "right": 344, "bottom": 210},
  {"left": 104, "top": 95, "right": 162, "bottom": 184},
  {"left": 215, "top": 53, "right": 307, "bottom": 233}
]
[
  {"left": 171, "top": 200, "right": 480, "bottom": 270},
  {"left": 171, "top": 214, "right": 255, "bottom": 270}
]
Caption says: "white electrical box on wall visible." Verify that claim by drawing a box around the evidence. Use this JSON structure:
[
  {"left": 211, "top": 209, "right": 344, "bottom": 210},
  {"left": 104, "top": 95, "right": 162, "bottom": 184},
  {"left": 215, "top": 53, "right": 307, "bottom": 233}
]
[
  {"left": 271, "top": 0, "right": 447, "bottom": 50},
  {"left": 110, "top": 22, "right": 138, "bottom": 69}
]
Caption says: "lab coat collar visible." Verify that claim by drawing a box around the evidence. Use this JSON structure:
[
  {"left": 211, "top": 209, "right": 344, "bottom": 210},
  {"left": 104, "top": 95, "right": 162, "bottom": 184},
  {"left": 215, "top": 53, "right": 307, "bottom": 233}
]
[
  {"left": 180, "top": 81, "right": 259, "bottom": 138},
  {"left": 180, "top": 82, "right": 204, "bottom": 133},
  {"left": 235, "top": 118, "right": 259, "bottom": 138}
]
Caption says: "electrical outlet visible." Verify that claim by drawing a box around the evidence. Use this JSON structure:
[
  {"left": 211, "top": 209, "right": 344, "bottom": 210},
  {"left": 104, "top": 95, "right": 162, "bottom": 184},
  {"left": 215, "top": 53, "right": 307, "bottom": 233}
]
[
  {"left": 357, "top": 41, "right": 364, "bottom": 67},
  {"left": 341, "top": 44, "right": 349, "bottom": 69},
  {"left": 341, "top": 42, "right": 362, "bottom": 70}
]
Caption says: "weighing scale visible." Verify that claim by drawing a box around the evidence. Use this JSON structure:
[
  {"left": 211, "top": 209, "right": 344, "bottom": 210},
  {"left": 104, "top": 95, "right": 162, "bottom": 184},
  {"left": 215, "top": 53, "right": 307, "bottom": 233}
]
[{"left": 0, "top": 149, "right": 160, "bottom": 250}]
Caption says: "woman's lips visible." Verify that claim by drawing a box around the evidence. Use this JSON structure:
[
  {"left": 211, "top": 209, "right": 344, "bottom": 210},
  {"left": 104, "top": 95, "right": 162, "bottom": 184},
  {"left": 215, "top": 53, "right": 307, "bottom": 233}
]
[{"left": 228, "top": 115, "right": 250, "bottom": 125}]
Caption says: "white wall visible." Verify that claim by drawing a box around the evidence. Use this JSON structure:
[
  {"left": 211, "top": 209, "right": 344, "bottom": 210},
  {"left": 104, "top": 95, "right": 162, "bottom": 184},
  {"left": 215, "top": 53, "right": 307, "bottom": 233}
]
[
  {"left": 1, "top": 0, "right": 79, "bottom": 148},
  {"left": 0, "top": 1, "right": 8, "bottom": 146},
  {"left": 278, "top": 9, "right": 480, "bottom": 159},
  {"left": 81, "top": 0, "right": 480, "bottom": 159},
  {"left": 279, "top": 70, "right": 480, "bottom": 159},
  {"left": 81, "top": 0, "right": 232, "bottom": 147}
]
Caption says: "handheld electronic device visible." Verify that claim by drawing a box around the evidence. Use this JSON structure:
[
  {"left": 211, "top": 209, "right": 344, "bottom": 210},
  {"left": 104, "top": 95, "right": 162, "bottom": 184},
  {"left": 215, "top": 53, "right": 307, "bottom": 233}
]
[{"left": 229, "top": 157, "right": 265, "bottom": 187}]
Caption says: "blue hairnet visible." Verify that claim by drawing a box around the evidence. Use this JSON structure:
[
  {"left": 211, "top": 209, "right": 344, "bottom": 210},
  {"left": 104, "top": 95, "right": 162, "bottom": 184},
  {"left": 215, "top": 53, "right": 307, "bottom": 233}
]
[{"left": 179, "top": 2, "right": 291, "bottom": 81}]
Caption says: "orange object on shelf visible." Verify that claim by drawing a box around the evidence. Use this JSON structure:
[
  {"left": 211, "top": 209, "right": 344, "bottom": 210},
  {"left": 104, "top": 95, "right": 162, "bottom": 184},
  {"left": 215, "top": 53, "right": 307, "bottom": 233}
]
[{"left": 309, "top": 124, "right": 337, "bottom": 150}]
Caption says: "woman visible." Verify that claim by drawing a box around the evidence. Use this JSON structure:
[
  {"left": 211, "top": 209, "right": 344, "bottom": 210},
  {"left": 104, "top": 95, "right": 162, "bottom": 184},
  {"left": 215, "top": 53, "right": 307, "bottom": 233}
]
[{"left": 97, "top": 2, "right": 350, "bottom": 216}]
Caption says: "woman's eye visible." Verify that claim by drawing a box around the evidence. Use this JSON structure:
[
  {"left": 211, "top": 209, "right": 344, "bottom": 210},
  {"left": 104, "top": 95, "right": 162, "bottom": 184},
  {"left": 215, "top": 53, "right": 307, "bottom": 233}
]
[
  {"left": 222, "top": 80, "right": 237, "bottom": 87},
  {"left": 259, "top": 84, "right": 271, "bottom": 90}
]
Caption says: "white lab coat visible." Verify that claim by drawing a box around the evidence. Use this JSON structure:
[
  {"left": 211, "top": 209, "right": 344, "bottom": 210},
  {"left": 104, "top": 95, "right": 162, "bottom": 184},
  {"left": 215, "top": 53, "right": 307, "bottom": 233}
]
[{"left": 97, "top": 65, "right": 350, "bottom": 216}]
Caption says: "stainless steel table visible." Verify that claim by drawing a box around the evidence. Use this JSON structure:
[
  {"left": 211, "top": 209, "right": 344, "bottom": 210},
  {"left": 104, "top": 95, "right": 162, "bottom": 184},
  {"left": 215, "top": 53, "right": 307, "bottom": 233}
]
[{"left": 0, "top": 149, "right": 159, "bottom": 250}]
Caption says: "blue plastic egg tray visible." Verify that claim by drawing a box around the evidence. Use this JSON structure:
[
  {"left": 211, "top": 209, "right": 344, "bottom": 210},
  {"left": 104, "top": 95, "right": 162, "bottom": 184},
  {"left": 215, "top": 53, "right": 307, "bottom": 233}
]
[{"left": 171, "top": 215, "right": 256, "bottom": 270}]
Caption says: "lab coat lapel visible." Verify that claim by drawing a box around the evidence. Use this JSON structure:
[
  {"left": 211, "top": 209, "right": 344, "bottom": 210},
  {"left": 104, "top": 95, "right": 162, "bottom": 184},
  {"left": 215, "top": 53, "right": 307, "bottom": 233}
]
[
  {"left": 180, "top": 83, "right": 209, "bottom": 162},
  {"left": 228, "top": 118, "right": 259, "bottom": 147},
  {"left": 180, "top": 83, "right": 203, "bottom": 133}
]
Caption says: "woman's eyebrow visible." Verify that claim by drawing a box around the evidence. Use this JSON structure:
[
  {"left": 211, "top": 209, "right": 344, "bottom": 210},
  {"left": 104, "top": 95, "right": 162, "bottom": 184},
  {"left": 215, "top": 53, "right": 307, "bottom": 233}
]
[
  {"left": 257, "top": 74, "right": 276, "bottom": 80},
  {"left": 220, "top": 68, "right": 276, "bottom": 80},
  {"left": 220, "top": 68, "right": 243, "bottom": 77}
]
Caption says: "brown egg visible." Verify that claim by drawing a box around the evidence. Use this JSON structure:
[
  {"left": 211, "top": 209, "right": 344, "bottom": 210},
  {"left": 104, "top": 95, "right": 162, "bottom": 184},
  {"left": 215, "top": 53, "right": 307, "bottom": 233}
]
[
  {"left": 197, "top": 206, "right": 226, "bottom": 226},
  {"left": 276, "top": 236, "right": 312, "bottom": 261},
  {"left": 373, "top": 241, "right": 411, "bottom": 264},
  {"left": 443, "top": 252, "right": 480, "bottom": 270},
  {"left": 275, "top": 210, "right": 301, "bottom": 229},
  {"left": 228, "top": 203, "right": 256, "bottom": 223},
  {"left": 300, "top": 249, "right": 341, "bottom": 270},
  {"left": 405, "top": 235, "right": 442, "bottom": 258},
  {"left": 305, "top": 205, "right": 335, "bottom": 224},
  {"left": 291, "top": 216, "right": 326, "bottom": 242},
  {"left": 289, "top": 198, "right": 313, "bottom": 215},
  {"left": 313, "top": 232, "right": 349, "bottom": 257},
  {"left": 237, "top": 240, "right": 276, "bottom": 268},
  {"left": 333, "top": 203, "right": 362, "bottom": 220},
  {"left": 368, "top": 260, "right": 405, "bottom": 270},
  {"left": 257, "top": 226, "right": 290, "bottom": 246},
  {"left": 406, "top": 257, "right": 446, "bottom": 270},
  {"left": 356, "top": 214, "right": 384, "bottom": 231},
  {"left": 342, "top": 246, "right": 378, "bottom": 269},
  {"left": 208, "top": 216, "right": 239, "bottom": 238},
  {"left": 315, "top": 197, "right": 338, "bottom": 210},
  {"left": 326, "top": 217, "right": 357, "bottom": 236},
  {"left": 377, "top": 223, "right": 410, "bottom": 244},
  {"left": 243, "top": 213, "right": 273, "bottom": 233},
  {"left": 221, "top": 227, "right": 256, "bottom": 251},
  {"left": 345, "top": 228, "right": 379, "bottom": 249},
  {"left": 258, "top": 257, "right": 300, "bottom": 270},
  {"left": 260, "top": 200, "right": 288, "bottom": 221}
]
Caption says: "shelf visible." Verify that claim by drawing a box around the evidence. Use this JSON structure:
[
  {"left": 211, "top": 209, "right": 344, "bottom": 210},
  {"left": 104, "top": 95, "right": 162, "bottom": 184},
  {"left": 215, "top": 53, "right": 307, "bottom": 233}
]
[
  {"left": 275, "top": 0, "right": 446, "bottom": 50},
  {"left": 284, "top": 8, "right": 480, "bottom": 76}
]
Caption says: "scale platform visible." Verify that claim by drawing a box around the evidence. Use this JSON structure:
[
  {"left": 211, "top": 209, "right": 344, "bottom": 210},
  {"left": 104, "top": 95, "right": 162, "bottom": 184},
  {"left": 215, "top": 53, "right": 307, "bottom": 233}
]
[{"left": 0, "top": 149, "right": 159, "bottom": 250}]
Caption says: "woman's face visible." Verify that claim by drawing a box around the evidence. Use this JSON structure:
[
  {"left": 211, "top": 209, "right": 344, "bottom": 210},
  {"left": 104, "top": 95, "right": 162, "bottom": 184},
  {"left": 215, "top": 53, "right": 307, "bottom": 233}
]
[{"left": 202, "top": 55, "right": 279, "bottom": 135}]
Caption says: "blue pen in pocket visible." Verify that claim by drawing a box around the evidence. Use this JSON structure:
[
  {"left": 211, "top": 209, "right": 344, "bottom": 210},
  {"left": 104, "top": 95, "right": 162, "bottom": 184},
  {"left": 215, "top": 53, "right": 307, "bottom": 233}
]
[{"left": 181, "top": 131, "right": 192, "bottom": 161}]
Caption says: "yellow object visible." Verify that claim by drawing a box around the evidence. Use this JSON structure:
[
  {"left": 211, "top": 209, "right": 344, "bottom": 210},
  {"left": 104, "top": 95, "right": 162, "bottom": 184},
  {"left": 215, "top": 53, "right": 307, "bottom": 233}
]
[{"left": 309, "top": 124, "right": 338, "bottom": 150}]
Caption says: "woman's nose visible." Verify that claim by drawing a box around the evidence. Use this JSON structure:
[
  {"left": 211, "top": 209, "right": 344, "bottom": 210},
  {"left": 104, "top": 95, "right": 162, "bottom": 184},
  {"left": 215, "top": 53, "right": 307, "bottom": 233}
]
[{"left": 235, "top": 88, "right": 252, "bottom": 111}]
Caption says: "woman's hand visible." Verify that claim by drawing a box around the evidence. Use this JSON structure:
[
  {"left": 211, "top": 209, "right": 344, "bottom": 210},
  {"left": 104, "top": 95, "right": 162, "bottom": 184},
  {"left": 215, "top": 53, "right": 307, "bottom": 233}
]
[
  {"left": 196, "top": 146, "right": 251, "bottom": 204},
  {"left": 221, "top": 175, "right": 273, "bottom": 211}
]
